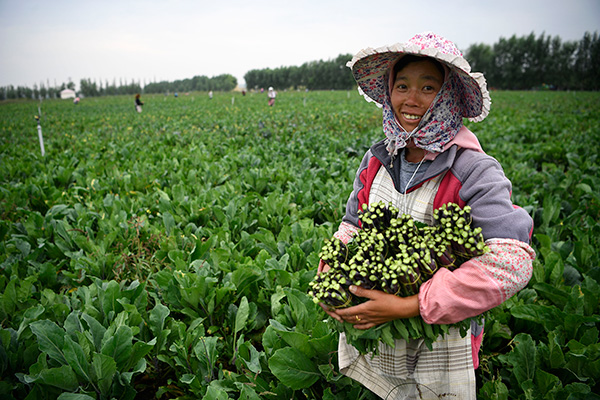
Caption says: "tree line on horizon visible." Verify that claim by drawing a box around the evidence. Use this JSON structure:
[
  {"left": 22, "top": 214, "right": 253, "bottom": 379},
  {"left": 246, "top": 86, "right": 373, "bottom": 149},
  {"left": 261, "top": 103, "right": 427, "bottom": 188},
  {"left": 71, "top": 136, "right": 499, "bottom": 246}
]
[{"left": 1, "top": 31, "right": 597, "bottom": 101}]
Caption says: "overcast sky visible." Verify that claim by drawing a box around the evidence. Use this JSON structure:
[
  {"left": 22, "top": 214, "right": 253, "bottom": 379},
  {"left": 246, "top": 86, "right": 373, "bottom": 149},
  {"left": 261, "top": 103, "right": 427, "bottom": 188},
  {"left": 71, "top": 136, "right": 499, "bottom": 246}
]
[{"left": 1, "top": 0, "right": 598, "bottom": 90}]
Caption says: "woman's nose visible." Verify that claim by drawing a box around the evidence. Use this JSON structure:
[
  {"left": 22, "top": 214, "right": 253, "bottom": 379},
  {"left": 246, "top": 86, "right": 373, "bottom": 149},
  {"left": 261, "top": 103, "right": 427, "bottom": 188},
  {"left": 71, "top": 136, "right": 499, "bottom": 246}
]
[{"left": 405, "top": 89, "right": 420, "bottom": 105}]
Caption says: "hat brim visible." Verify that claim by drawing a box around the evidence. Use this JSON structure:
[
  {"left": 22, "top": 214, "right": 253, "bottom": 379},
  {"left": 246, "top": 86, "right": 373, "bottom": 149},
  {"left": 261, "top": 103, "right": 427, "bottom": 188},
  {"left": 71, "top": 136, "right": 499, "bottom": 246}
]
[{"left": 347, "top": 44, "right": 491, "bottom": 122}]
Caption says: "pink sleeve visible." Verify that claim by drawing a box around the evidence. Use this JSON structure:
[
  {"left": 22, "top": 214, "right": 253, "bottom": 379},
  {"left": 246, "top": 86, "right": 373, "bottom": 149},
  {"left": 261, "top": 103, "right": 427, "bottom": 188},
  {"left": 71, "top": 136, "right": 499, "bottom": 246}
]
[{"left": 419, "top": 239, "right": 535, "bottom": 325}]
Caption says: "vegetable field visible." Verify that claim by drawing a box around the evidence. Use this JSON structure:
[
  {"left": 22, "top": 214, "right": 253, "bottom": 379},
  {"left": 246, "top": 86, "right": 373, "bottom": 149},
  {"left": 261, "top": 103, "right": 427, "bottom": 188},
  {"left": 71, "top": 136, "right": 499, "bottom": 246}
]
[{"left": 1, "top": 90, "right": 599, "bottom": 400}]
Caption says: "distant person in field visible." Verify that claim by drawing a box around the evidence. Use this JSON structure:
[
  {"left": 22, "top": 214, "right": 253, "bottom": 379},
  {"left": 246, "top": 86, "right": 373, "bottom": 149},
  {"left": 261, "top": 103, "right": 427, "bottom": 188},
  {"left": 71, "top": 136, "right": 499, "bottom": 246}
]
[
  {"left": 135, "top": 94, "right": 144, "bottom": 113},
  {"left": 317, "top": 32, "right": 535, "bottom": 399},
  {"left": 267, "top": 86, "right": 276, "bottom": 106},
  {"left": 209, "top": 90, "right": 213, "bottom": 99}
]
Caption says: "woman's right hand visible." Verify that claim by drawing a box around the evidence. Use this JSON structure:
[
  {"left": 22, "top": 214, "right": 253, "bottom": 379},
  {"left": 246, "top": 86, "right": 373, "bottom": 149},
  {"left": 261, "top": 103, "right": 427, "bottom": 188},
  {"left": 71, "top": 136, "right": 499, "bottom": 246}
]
[{"left": 317, "top": 259, "right": 330, "bottom": 274}]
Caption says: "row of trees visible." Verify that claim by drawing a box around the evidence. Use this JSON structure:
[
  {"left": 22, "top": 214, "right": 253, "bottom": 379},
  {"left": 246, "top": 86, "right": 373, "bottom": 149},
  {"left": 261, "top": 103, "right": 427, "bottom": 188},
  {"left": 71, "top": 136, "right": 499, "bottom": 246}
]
[
  {"left": 1, "top": 81, "right": 76, "bottom": 101},
  {"left": 465, "top": 31, "right": 599, "bottom": 90},
  {"left": 73, "top": 74, "right": 238, "bottom": 98},
  {"left": 244, "top": 54, "right": 355, "bottom": 91},
  {"left": 143, "top": 74, "right": 237, "bottom": 94},
  {"left": 78, "top": 79, "right": 143, "bottom": 97},
  {"left": 1, "top": 31, "right": 597, "bottom": 101},
  {"left": 0, "top": 74, "right": 237, "bottom": 101}
]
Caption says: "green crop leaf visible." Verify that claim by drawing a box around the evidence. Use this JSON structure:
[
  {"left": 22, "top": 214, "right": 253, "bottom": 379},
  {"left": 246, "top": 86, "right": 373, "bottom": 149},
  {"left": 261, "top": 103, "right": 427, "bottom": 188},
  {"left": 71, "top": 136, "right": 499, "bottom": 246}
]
[
  {"left": 1, "top": 279, "right": 17, "bottom": 317},
  {"left": 275, "top": 328, "right": 314, "bottom": 358},
  {"left": 101, "top": 325, "right": 133, "bottom": 371},
  {"left": 507, "top": 333, "right": 536, "bottom": 387},
  {"left": 547, "top": 331, "right": 566, "bottom": 369},
  {"left": 92, "top": 352, "right": 117, "bottom": 396},
  {"left": 237, "top": 341, "right": 262, "bottom": 375},
  {"left": 193, "top": 336, "right": 220, "bottom": 382},
  {"left": 234, "top": 296, "right": 249, "bottom": 335},
  {"left": 23, "top": 364, "right": 79, "bottom": 391},
  {"left": 57, "top": 393, "right": 96, "bottom": 400},
  {"left": 63, "top": 336, "right": 93, "bottom": 383},
  {"left": 541, "top": 195, "right": 561, "bottom": 228},
  {"left": 149, "top": 301, "right": 170, "bottom": 334},
  {"left": 268, "top": 347, "right": 320, "bottom": 389},
  {"left": 100, "top": 280, "right": 122, "bottom": 318},
  {"left": 534, "top": 369, "right": 561, "bottom": 396},
  {"left": 125, "top": 337, "right": 156, "bottom": 371},
  {"left": 81, "top": 313, "right": 107, "bottom": 352},
  {"left": 202, "top": 385, "right": 229, "bottom": 400},
  {"left": 510, "top": 304, "right": 564, "bottom": 332},
  {"left": 16, "top": 304, "right": 45, "bottom": 339},
  {"left": 163, "top": 211, "right": 175, "bottom": 236},
  {"left": 30, "top": 320, "right": 67, "bottom": 364}
]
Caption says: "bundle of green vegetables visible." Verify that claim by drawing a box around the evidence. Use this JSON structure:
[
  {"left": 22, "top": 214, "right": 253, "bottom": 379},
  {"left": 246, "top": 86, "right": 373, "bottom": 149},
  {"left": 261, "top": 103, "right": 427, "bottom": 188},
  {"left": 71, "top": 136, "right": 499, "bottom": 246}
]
[{"left": 308, "top": 201, "right": 489, "bottom": 353}]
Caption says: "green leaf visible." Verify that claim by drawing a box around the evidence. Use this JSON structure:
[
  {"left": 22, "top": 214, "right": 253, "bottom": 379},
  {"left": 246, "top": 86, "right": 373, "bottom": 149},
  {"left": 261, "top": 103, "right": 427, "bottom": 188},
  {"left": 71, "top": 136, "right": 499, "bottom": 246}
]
[
  {"left": 276, "top": 329, "right": 314, "bottom": 358},
  {"left": 63, "top": 336, "right": 93, "bottom": 383},
  {"left": 101, "top": 325, "right": 132, "bottom": 371},
  {"left": 163, "top": 211, "right": 175, "bottom": 236},
  {"left": 64, "top": 312, "right": 83, "bottom": 339},
  {"left": 149, "top": 301, "right": 170, "bottom": 335},
  {"left": 121, "top": 358, "right": 147, "bottom": 385},
  {"left": 234, "top": 296, "right": 250, "bottom": 335},
  {"left": 57, "top": 394, "right": 96, "bottom": 400},
  {"left": 270, "top": 287, "right": 286, "bottom": 316},
  {"left": 100, "top": 280, "right": 122, "bottom": 317},
  {"left": 576, "top": 183, "right": 592, "bottom": 194},
  {"left": 81, "top": 313, "right": 106, "bottom": 352},
  {"left": 16, "top": 304, "right": 45, "bottom": 339},
  {"left": 510, "top": 304, "right": 564, "bottom": 332},
  {"left": 535, "top": 369, "right": 561, "bottom": 395},
  {"left": 30, "top": 320, "right": 67, "bottom": 364},
  {"left": 124, "top": 337, "right": 156, "bottom": 371},
  {"left": 268, "top": 347, "right": 320, "bottom": 389},
  {"left": 507, "top": 333, "right": 536, "bottom": 387},
  {"left": 547, "top": 331, "right": 566, "bottom": 369},
  {"left": 92, "top": 352, "right": 117, "bottom": 396},
  {"left": 237, "top": 341, "right": 262, "bottom": 375},
  {"left": 392, "top": 319, "right": 410, "bottom": 341},
  {"left": 285, "top": 289, "right": 309, "bottom": 330},
  {"left": 193, "top": 336, "right": 219, "bottom": 369},
  {"left": 202, "top": 385, "right": 229, "bottom": 400},
  {"left": 24, "top": 365, "right": 79, "bottom": 391}
]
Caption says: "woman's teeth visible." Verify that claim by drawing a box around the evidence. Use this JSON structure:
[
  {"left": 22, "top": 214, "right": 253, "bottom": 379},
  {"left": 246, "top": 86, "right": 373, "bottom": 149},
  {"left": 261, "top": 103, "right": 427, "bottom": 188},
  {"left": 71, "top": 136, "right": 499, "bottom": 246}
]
[{"left": 403, "top": 113, "right": 420, "bottom": 120}]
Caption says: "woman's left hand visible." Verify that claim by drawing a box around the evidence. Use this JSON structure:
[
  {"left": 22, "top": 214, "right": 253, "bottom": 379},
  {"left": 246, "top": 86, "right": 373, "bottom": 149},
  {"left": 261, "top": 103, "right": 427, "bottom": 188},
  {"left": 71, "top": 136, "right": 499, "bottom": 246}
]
[{"left": 330, "top": 285, "right": 420, "bottom": 330}]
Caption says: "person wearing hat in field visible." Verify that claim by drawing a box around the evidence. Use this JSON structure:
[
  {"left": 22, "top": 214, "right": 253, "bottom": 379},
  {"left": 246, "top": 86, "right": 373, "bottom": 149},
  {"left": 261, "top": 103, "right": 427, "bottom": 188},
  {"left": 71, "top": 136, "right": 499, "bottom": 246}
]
[
  {"left": 318, "top": 32, "right": 535, "bottom": 399},
  {"left": 267, "top": 86, "right": 277, "bottom": 106}
]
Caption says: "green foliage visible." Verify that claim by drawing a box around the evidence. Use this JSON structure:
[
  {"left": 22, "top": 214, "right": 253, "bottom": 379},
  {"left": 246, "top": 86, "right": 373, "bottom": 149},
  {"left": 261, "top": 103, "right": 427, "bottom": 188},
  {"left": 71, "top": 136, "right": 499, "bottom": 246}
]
[{"left": 0, "top": 90, "right": 599, "bottom": 399}]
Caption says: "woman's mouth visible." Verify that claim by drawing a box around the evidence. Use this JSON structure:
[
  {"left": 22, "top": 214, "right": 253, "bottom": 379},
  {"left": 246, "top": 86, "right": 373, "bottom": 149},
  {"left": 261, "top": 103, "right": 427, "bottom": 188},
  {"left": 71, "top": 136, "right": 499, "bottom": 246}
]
[{"left": 402, "top": 113, "right": 421, "bottom": 121}]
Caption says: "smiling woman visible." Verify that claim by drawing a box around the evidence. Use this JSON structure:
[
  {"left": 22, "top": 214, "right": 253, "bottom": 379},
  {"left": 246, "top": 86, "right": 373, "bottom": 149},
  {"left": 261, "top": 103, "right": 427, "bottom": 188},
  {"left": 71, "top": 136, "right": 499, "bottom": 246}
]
[{"left": 319, "top": 32, "right": 535, "bottom": 400}]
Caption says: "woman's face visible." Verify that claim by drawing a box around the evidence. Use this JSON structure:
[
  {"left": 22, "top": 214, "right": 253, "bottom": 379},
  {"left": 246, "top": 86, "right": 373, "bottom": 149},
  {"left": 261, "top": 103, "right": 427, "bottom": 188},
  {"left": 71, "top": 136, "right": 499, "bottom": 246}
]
[{"left": 390, "top": 59, "right": 444, "bottom": 132}]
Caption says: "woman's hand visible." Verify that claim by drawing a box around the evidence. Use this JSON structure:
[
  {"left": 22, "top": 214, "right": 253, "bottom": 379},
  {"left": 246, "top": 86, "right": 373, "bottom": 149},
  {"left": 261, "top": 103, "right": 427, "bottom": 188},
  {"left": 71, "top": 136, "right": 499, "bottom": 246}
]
[{"left": 325, "top": 285, "right": 420, "bottom": 330}]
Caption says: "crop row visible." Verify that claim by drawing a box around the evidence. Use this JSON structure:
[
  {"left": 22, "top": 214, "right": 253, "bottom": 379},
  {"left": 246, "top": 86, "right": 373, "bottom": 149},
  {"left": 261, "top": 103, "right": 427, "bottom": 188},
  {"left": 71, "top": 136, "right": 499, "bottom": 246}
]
[{"left": 1, "top": 90, "right": 599, "bottom": 399}]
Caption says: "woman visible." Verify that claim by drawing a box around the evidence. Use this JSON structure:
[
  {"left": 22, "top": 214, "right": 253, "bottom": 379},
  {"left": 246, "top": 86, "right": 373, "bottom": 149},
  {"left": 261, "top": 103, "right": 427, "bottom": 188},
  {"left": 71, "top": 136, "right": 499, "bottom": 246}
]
[
  {"left": 319, "top": 32, "right": 535, "bottom": 399},
  {"left": 135, "top": 93, "right": 144, "bottom": 113},
  {"left": 267, "top": 86, "right": 277, "bottom": 106}
]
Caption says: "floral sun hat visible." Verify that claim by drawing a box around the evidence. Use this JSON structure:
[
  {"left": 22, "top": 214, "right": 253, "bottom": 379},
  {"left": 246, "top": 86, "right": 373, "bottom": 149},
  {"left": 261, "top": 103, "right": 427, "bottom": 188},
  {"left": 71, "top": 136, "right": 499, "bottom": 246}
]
[{"left": 346, "top": 32, "right": 491, "bottom": 123}]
